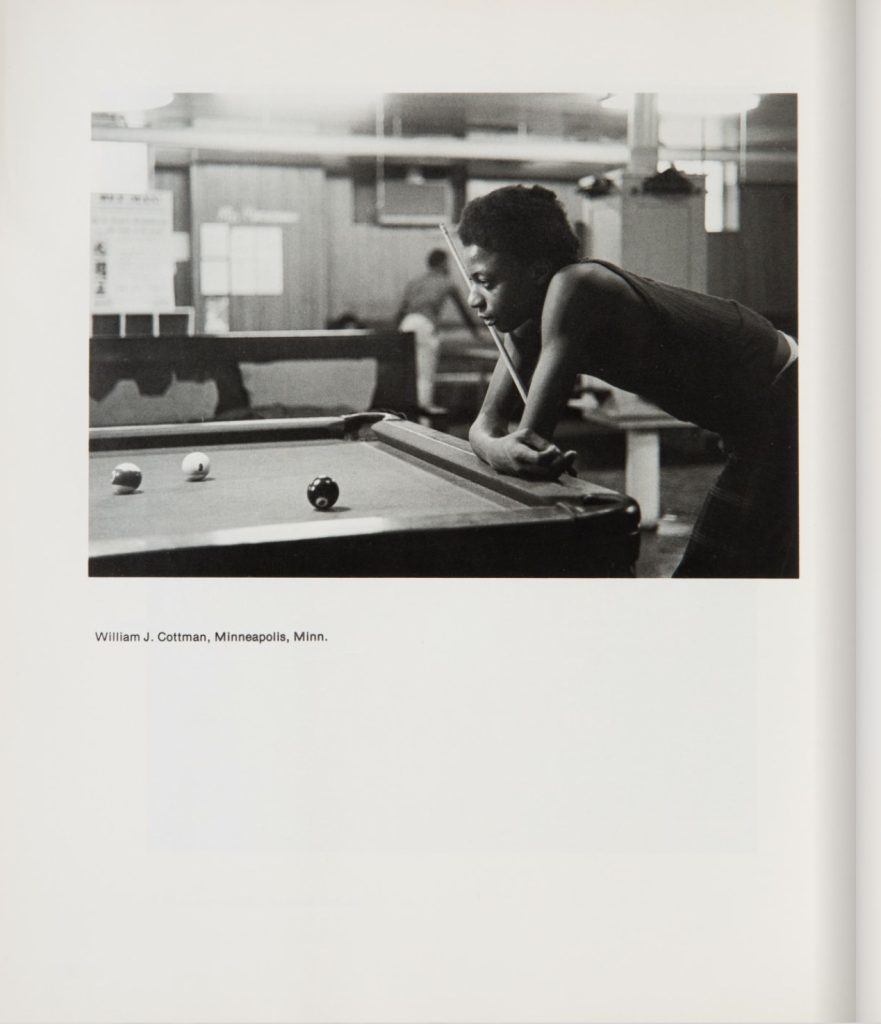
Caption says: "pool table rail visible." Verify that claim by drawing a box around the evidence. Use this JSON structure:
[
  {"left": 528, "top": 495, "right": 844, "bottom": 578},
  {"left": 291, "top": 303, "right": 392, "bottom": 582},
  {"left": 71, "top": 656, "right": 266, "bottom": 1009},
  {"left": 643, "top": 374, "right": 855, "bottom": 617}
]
[
  {"left": 370, "top": 417, "right": 634, "bottom": 512},
  {"left": 89, "top": 412, "right": 392, "bottom": 452}
]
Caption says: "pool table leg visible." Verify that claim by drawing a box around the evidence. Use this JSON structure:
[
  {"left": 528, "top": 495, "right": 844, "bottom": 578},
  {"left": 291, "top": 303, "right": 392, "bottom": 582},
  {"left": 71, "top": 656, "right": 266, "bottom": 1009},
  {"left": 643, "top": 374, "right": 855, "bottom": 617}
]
[{"left": 625, "top": 428, "right": 660, "bottom": 529}]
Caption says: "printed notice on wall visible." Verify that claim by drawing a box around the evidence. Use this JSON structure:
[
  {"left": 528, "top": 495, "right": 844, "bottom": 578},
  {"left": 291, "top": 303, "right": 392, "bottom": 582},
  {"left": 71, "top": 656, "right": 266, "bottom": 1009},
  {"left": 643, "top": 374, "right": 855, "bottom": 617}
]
[
  {"left": 91, "top": 191, "right": 175, "bottom": 311},
  {"left": 230, "top": 225, "right": 284, "bottom": 296}
]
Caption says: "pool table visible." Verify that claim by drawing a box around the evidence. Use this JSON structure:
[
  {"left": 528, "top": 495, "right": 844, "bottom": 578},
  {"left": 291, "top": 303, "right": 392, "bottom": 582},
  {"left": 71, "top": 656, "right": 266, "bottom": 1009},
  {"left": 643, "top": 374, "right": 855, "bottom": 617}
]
[{"left": 89, "top": 414, "right": 640, "bottom": 577}]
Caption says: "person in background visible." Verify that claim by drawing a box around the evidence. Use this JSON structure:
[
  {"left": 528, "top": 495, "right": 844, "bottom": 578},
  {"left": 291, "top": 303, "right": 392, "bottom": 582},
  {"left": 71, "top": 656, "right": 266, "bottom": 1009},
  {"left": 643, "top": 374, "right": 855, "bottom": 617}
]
[
  {"left": 397, "top": 249, "right": 482, "bottom": 411},
  {"left": 459, "top": 184, "right": 798, "bottom": 578}
]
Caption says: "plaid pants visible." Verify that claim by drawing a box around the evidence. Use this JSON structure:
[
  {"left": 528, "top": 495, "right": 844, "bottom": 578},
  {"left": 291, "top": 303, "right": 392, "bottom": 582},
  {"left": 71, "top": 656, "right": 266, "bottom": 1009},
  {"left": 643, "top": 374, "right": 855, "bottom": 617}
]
[{"left": 674, "top": 364, "right": 799, "bottom": 578}]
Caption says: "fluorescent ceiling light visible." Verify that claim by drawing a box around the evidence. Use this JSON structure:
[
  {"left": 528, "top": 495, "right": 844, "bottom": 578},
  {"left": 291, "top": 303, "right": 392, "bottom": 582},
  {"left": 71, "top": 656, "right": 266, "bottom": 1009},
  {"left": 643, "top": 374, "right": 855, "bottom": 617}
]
[{"left": 601, "top": 93, "right": 760, "bottom": 116}]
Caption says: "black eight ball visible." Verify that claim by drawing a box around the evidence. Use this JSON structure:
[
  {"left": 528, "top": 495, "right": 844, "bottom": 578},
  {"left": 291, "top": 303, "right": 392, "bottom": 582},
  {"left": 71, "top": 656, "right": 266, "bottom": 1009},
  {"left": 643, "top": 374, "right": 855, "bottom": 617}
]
[{"left": 307, "top": 475, "right": 340, "bottom": 510}]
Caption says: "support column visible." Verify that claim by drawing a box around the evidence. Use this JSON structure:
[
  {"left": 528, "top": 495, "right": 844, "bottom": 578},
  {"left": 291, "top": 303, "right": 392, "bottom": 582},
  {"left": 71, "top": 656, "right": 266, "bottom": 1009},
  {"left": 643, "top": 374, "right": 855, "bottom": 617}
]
[{"left": 628, "top": 93, "right": 660, "bottom": 175}]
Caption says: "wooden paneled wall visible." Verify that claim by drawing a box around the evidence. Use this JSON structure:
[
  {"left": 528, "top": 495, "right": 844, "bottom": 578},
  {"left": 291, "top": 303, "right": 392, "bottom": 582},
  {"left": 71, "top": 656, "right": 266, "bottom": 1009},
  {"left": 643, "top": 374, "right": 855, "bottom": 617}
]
[
  {"left": 707, "top": 183, "right": 798, "bottom": 334},
  {"left": 189, "top": 164, "right": 328, "bottom": 332},
  {"left": 325, "top": 175, "right": 445, "bottom": 325},
  {"left": 153, "top": 166, "right": 193, "bottom": 309}
]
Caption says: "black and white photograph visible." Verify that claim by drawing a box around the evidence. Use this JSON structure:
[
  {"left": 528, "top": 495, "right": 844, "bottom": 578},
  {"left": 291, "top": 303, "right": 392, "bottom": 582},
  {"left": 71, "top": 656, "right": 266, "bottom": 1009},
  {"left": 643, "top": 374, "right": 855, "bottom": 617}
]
[
  {"left": 88, "top": 91, "right": 797, "bottom": 578},
  {"left": 3, "top": 1, "right": 876, "bottom": 1022}
]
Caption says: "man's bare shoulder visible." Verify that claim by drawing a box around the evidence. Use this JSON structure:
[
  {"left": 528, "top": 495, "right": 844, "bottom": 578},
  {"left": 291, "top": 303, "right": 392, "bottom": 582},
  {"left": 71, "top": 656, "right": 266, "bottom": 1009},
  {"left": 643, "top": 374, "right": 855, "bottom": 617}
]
[
  {"left": 553, "top": 261, "right": 634, "bottom": 298},
  {"left": 546, "top": 262, "right": 637, "bottom": 323}
]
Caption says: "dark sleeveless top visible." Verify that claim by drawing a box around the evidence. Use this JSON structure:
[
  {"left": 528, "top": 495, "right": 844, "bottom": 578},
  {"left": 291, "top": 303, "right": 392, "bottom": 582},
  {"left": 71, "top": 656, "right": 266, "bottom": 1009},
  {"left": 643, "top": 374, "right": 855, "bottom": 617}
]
[{"left": 581, "top": 260, "right": 782, "bottom": 442}]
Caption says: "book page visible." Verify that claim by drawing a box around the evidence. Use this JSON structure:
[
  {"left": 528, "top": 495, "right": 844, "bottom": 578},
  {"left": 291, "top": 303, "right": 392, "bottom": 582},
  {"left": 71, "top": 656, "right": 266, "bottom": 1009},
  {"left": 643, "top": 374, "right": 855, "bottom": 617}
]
[
  {"left": 1, "top": 1, "right": 858, "bottom": 1021},
  {"left": 856, "top": 0, "right": 880, "bottom": 1019}
]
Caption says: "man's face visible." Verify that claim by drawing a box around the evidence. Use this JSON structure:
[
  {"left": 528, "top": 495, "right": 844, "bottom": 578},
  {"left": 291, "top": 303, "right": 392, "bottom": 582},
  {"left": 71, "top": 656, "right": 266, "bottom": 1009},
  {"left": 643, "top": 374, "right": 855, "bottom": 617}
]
[{"left": 463, "top": 244, "right": 548, "bottom": 334}]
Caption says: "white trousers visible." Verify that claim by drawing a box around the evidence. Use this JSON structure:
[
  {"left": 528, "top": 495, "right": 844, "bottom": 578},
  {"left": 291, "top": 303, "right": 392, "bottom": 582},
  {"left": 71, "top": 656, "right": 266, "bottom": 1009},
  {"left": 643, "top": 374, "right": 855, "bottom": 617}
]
[{"left": 399, "top": 312, "right": 440, "bottom": 408}]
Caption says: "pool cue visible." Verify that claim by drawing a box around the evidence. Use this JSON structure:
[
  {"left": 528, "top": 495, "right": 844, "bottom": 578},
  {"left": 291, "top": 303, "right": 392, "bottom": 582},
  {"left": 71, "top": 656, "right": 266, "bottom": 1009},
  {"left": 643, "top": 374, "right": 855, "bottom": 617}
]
[{"left": 438, "top": 223, "right": 529, "bottom": 405}]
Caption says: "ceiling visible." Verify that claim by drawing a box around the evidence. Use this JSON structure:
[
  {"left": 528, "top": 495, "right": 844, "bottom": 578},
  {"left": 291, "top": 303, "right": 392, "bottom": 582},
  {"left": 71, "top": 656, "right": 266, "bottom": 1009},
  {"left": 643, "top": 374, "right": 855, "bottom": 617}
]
[
  {"left": 96, "top": 92, "right": 629, "bottom": 136},
  {"left": 92, "top": 92, "right": 797, "bottom": 180}
]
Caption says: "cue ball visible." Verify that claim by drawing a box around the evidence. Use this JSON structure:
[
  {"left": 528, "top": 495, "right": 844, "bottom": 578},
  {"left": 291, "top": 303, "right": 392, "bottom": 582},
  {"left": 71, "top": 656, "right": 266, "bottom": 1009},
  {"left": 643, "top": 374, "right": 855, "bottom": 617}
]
[
  {"left": 307, "top": 475, "right": 339, "bottom": 510},
  {"left": 182, "top": 451, "right": 210, "bottom": 480},
  {"left": 111, "top": 462, "right": 142, "bottom": 493}
]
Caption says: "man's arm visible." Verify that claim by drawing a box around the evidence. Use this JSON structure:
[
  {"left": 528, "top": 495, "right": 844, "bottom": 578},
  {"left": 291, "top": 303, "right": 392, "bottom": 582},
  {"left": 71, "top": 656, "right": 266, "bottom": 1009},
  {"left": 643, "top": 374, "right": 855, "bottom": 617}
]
[
  {"left": 394, "top": 279, "right": 414, "bottom": 326},
  {"left": 516, "top": 269, "right": 585, "bottom": 440},
  {"left": 468, "top": 326, "right": 572, "bottom": 479}
]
